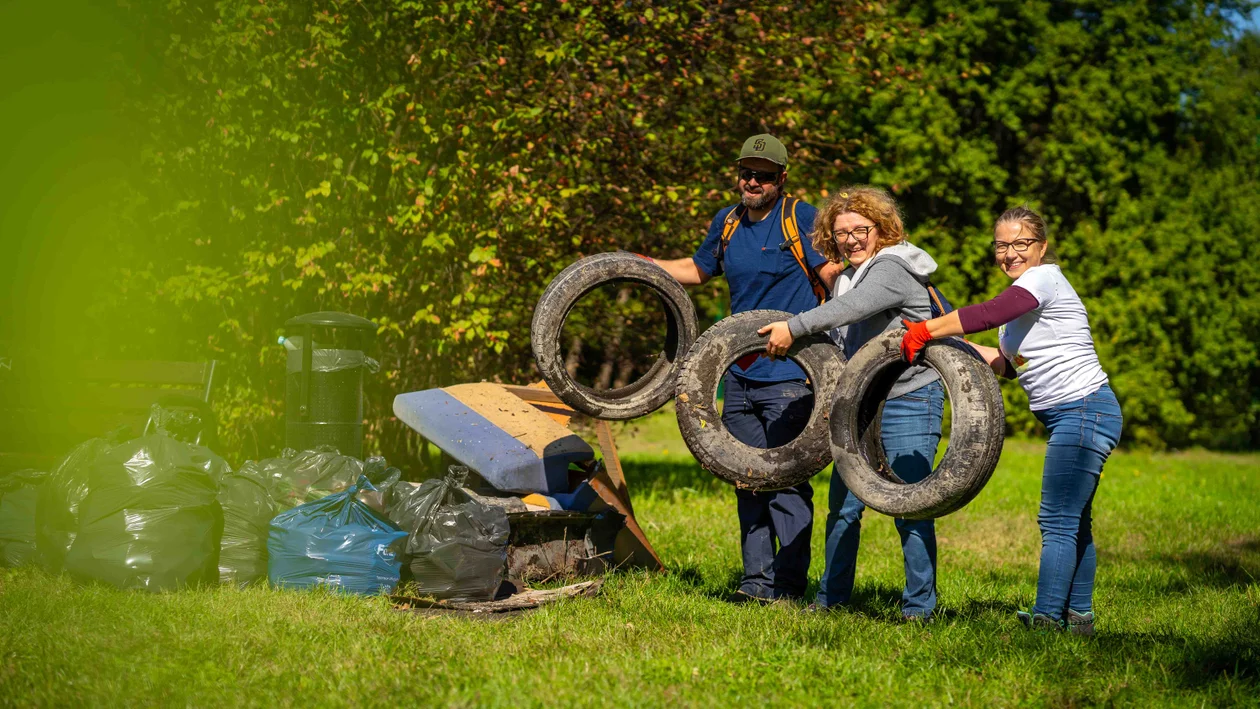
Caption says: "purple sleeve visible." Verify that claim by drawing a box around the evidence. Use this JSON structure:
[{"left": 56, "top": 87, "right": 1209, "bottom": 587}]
[{"left": 956, "top": 285, "right": 1040, "bottom": 334}]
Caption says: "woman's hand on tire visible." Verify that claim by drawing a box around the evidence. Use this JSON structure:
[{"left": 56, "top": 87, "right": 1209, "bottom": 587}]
[
  {"left": 757, "top": 321, "right": 795, "bottom": 358},
  {"left": 900, "top": 319, "right": 933, "bottom": 362}
]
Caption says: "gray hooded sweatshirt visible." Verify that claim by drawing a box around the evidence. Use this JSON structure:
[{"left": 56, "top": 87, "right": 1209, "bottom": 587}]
[{"left": 786, "top": 241, "right": 940, "bottom": 399}]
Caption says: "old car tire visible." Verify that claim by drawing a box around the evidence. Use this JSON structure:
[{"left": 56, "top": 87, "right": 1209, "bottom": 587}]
[
  {"left": 531, "top": 252, "right": 698, "bottom": 420},
  {"left": 829, "top": 329, "right": 1004, "bottom": 520},
  {"left": 675, "top": 310, "right": 847, "bottom": 491}
]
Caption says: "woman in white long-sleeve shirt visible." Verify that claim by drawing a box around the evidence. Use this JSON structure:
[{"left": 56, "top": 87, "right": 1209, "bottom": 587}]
[{"left": 901, "top": 205, "right": 1122, "bottom": 635}]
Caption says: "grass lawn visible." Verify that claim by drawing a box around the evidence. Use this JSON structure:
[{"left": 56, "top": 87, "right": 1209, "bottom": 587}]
[{"left": 3, "top": 409, "right": 1260, "bottom": 707}]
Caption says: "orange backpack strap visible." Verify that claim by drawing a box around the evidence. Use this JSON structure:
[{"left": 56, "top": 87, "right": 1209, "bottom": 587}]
[
  {"left": 715, "top": 204, "right": 747, "bottom": 267},
  {"left": 780, "top": 196, "right": 829, "bottom": 305}
]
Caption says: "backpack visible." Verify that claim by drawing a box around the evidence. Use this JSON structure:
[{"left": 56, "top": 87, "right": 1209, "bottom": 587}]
[{"left": 716, "top": 196, "right": 829, "bottom": 305}]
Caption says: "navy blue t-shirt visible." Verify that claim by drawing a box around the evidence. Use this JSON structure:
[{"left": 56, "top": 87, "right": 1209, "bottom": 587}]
[{"left": 692, "top": 196, "right": 826, "bottom": 382}]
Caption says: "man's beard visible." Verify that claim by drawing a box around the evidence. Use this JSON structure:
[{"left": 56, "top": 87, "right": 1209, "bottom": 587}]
[{"left": 741, "top": 183, "right": 780, "bottom": 210}]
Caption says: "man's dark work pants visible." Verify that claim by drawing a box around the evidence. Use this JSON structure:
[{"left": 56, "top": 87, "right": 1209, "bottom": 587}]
[{"left": 721, "top": 372, "right": 814, "bottom": 600}]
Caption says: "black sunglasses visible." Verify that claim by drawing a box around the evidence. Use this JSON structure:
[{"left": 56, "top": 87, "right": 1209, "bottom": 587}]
[{"left": 738, "top": 167, "right": 781, "bottom": 183}]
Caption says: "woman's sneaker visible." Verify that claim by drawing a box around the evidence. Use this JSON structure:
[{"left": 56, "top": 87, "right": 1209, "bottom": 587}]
[
  {"left": 1016, "top": 610, "right": 1063, "bottom": 631},
  {"left": 1065, "top": 609, "right": 1095, "bottom": 636}
]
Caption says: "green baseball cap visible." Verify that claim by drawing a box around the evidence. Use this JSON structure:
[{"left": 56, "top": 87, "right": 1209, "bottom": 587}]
[{"left": 738, "top": 134, "right": 788, "bottom": 168}]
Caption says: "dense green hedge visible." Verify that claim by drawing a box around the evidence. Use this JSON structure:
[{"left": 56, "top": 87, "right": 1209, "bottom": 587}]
[{"left": 43, "top": 0, "right": 1260, "bottom": 460}]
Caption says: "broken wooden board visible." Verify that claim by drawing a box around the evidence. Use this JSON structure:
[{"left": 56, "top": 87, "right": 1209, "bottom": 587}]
[{"left": 391, "top": 579, "right": 603, "bottom": 614}]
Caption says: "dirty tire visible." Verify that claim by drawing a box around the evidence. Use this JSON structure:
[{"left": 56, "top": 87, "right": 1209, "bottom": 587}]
[
  {"left": 675, "top": 310, "right": 847, "bottom": 491},
  {"left": 531, "top": 252, "right": 698, "bottom": 420},
  {"left": 829, "top": 329, "right": 1004, "bottom": 520}
]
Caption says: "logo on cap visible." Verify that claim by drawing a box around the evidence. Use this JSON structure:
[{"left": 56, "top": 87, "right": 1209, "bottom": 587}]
[{"left": 753, "top": 138, "right": 766, "bottom": 151}]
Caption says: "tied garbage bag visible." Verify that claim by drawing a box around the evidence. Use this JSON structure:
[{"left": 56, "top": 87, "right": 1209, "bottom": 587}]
[
  {"left": 0, "top": 469, "right": 46, "bottom": 567},
  {"left": 35, "top": 437, "right": 116, "bottom": 572},
  {"left": 268, "top": 475, "right": 407, "bottom": 596},
  {"left": 255, "top": 446, "right": 400, "bottom": 512},
  {"left": 217, "top": 467, "right": 275, "bottom": 587},
  {"left": 388, "top": 466, "right": 510, "bottom": 602},
  {"left": 64, "top": 431, "right": 229, "bottom": 591}
]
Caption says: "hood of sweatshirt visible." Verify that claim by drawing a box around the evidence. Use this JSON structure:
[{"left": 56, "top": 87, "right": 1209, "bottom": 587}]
[{"left": 850, "top": 240, "right": 938, "bottom": 287}]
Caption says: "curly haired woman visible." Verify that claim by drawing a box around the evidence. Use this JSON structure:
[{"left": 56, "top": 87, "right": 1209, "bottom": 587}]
[{"left": 759, "top": 186, "right": 945, "bottom": 621}]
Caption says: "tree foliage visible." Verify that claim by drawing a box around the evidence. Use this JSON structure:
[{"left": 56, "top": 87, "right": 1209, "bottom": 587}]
[{"left": 99, "top": 0, "right": 1259, "bottom": 462}]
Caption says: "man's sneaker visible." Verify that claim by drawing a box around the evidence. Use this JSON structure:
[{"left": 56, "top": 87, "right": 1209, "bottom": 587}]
[
  {"left": 725, "top": 590, "right": 774, "bottom": 605},
  {"left": 1065, "top": 609, "right": 1095, "bottom": 636},
  {"left": 902, "top": 613, "right": 934, "bottom": 625},
  {"left": 1016, "top": 609, "right": 1063, "bottom": 631}
]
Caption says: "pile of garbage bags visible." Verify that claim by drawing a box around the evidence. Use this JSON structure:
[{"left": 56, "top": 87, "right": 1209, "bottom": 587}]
[{"left": 1, "top": 406, "right": 510, "bottom": 600}]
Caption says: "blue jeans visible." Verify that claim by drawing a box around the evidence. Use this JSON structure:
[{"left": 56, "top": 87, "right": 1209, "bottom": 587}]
[
  {"left": 722, "top": 374, "right": 814, "bottom": 599},
  {"left": 1031, "top": 383, "right": 1122, "bottom": 619},
  {"left": 817, "top": 381, "right": 944, "bottom": 617}
]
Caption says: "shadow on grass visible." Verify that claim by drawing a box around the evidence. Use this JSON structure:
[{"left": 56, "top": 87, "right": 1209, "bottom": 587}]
[
  {"left": 1092, "top": 619, "right": 1260, "bottom": 690},
  {"left": 622, "top": 458, "right": 728, "bottom": 495},
  {"left": 1107, "top": 534, "right": 1260, "bottom": 593}
]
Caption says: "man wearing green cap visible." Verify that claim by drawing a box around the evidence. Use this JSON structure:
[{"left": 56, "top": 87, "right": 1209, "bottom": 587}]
[{"left": 646, "top": 134, "right": 842, "bottom": 602}]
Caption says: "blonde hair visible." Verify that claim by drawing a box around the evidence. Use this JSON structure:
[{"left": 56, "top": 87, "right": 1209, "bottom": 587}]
[
  {"left": 810, "top": 186, "right": 905, "bottom": 264},
  {"left": 995, "top": 205, "right": 1058, "bottom": 264}
]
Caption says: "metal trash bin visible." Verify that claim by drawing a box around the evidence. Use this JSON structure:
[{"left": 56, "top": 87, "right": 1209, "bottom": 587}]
[{"left": 282, "top": 311, "right": 377, "bottom": 458}]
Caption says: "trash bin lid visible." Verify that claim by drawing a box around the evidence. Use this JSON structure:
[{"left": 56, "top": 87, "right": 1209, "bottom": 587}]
[{"left": 284, "top": 311, "right": 377, "bottom": 332}]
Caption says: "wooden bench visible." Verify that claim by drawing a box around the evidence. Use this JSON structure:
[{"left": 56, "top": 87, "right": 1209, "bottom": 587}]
[{"left": 0, "top": 355, "right": 218, "bottom": 474}]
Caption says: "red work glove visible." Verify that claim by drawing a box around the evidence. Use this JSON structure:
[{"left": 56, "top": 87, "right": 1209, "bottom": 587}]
[{"left": 900, "top": 319, "right": 933, "bottom": 363}]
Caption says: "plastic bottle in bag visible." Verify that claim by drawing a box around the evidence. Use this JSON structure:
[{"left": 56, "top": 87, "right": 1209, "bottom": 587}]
[{"left": 258, "top": 446, "right": 399, "bottom": 513}]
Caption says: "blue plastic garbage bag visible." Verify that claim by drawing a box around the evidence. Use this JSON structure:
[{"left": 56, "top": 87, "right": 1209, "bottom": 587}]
[{"left": 267, "top": 475, "right": 408, "bottom": 595}]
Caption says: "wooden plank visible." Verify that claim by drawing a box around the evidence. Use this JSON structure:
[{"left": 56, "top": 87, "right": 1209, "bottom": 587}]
[
  {"left": 504, "top": 382, "right": 576, "bottom": 426},
  {"left": 73, "top": 360, "right": 209, "bottom": 386},
  {"left": 391, "top": 579, "right": 603, "bottom": 613},
  {"left": 502, "top": 384, "right": 565, "bottom": 405},
  {"left": 589, "top": 419, "right": 662, "bottom": 571},
  {"left": 594, "top": 419, "right": 634, "bottom": 516},
  {"left": 528, "top": 403, "right": 575, "bottom": 428},
  {"left": 589, "top": 470, "right": 663, "bottom": 571}
]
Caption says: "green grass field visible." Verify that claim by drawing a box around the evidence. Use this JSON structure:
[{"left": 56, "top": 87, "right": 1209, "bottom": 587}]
[{"left": 3, "top": 411, "right": 1260, "bottom": 707}]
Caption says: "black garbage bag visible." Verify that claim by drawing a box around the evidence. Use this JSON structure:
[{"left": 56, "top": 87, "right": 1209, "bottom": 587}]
[
  {"left": 0, "top": 469, "right": 47, "bottom": 567},
  {"left": 258, "top": 446, "right": 400, "bottom": 513},
  {"left": 63, "top": 431, "right": 229, "bottom": 591},
  {"left": 388, "top": 466, "right": 510, "bottom": 602},
  {"left": 35, "top": 437, "right": 114, "bottom": 573},
  {"left": 217, "top": 466, "right": 275, "bottom": 587}
]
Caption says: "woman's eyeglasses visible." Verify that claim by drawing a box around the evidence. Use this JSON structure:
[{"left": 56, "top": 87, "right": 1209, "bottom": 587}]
[
  {"left": 992, "top": 238, "right": 1040, "bottom": 255},
  {"left": 832, "top": 225, "right": 876, "bottom": 243}
]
